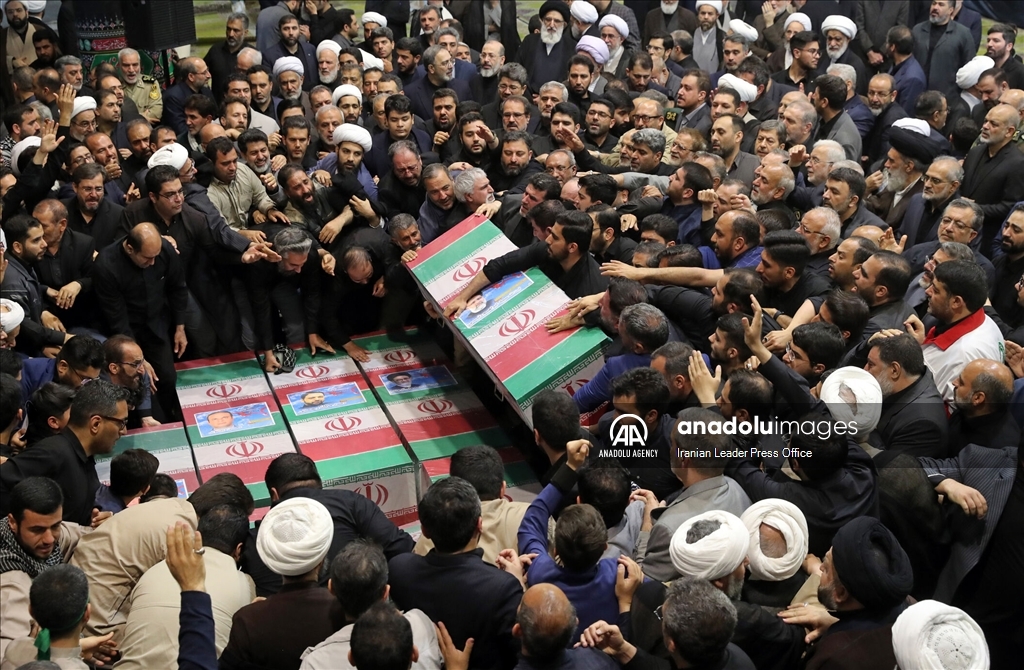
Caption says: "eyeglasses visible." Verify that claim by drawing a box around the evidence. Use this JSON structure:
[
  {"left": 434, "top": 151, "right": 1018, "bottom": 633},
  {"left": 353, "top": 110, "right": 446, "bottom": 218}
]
[
  {"left": 940, "top": 216, "right": 972, "bottom": 231},
  {"left": 502, "top": 111, "right": 526, "bottom": 119},
  {"left": 158, "top": 189, "right": 185, "bottom": 201},
  {"left": 922, "top": 174, "right": 949, "bottom": 185},
  {"left": 784, "top": 344, "right": 804, "bottom": 360},
  {"left": 808, "top": 156, "right": 831, "bottom": 166},
  {"left": 800, "top": 48, "right": 821, "bottom": 55},
  {"left": 99, "top": 415, "right": 128, "bottom": 431},
  {"left": 630, "top": 114, "right": 662, "bottom": 124},
  {"left": 120, "top": 359, "right": 144, "bottom": 369},
  {"left": 797, "top": 222, "right": 826, "bottom": 237}
]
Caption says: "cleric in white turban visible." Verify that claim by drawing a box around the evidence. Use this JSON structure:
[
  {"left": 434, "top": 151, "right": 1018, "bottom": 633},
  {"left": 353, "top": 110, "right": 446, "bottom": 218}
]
[
  {"left": 360, "top": 51, "right": 385, "bottom": 72},
  {"left": 819, "top": 367, "right": 883, "bottom": 440},
  {"left": 273, "top": 56, "right": 305, "bottom": 79},
  {"left": 741, "top": 499, "right": 809, "bottom": 598},
  {"left": 718, "top": 73, "right": 757, "bottom": 103},
  {"left": 333, "top": 123, "right": 372, "bottom": 153},
  {"left": 821, "top": 15, "right": 857, "bottom": 41},
  {"left": 256, "top": 498, "right": 334, "bottom": 577},
  {"left": 361, "top": 11, "right": 387, "bottom": 28},
  {"left": 957, "top": 55, "right": 995, "bottom": 98},
  {"left": 0, "top": 298, "right": 26, "bottom": 338},
  {"left": 316, "top": 40, "right": 341, "bottom": 58},
  {"left": 891, "top": 117, "right": 933, "bottom": 137},
  {"left": 891, "top": 600, "right": 989, "bottom": 670},
  {"left": 728, "top": 19, "right": 757, "bottom": 42},
  {"left": 9, "top": 136, "right": 40, "bottom": 177},
  {"left": 696, "top": 1, "right": 722, "bottom": 14},
  {"left": 598, "top": 14, "right": 629, "bottom": 40},
  {"left": 148, "top": 142, "right": 190, "bottom": 171},
  {"left": 570, "top": 1, "right": 598, "bottom": 26},
  {"left": 785, "top": 12, "right": 812, "bottom": 34},
  {"left": 670, "top": 510, "right": 748, "bottom": 597},
  {"left": 332, "top": 84, "right": 363, "bottom": 106},
  {"left": 576, "top": 35, "right": 609, "bottom": 66}
]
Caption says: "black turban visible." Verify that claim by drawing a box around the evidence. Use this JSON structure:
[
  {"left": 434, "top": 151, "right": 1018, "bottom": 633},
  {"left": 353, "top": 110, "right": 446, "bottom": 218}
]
[
  {"left": 832, "top": 517, "right": 913, "bottom": 612},
  {"left": 539, "top": 0, "right": 571, "bottom": 24},
  {"left": 888, "top": 127, "right": 942, "bottom": 169}
]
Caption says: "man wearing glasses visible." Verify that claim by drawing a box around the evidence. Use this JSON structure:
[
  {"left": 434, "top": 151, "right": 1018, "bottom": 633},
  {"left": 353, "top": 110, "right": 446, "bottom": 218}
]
[
  {"left": 101, "top": 335, "right": 159, "bottom": 429},
  {"left": 517, "top": 2, "right": 580, "bottom": 96},
  {"left": 904, "top": 199, "right": 995, "bottom": 290},
  {"left": 160, "top": 57, "right": 215, "bottom": 137},
  {"left": 897, "top": 156, "right": 964, "bottom": 249},
  {"left": 0, "top": 379, "right": 132, "bottom": 527},
  {"left": 20, "top": 335, "right": 106, "bottom": 403}
]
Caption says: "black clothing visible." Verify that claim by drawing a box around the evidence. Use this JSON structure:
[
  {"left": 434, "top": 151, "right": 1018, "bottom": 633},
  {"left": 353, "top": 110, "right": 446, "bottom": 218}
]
[
  {"left": 762, "top": 272, "right": 831, "bottom": 320},
  {"left": 594, "top": 236, "right": 637, "bottom": 266},
  {"left": 63, "top": 197, "right": 124, "bottom": 251},
  {"left": 244, "top": 242, "right": 323, "bottom": 352},
  {"left": 0, "top": 254, "right": 66, "bottom": 352},
  {"left": 646, "top": 285, "right": 716, "bottom": 352},
  {"left": 483, "top": 243, "right": 609, "bottom": 300},
  {"left": 36, "top": 230, "right": 96, "bottom": 330},
  {"left": 991, "top": 252, "right": 1024, "bottom": 330},
  {"left": 947, "top": 409, "right": 1021, "bottom": 456},
  {"left": 204, "top": 40, "right": 245, "bottom": 102},
  {"left": 377, "top": 170, "right": 427, "bottom": 219},
  {"left": 961, "top": 141, "right": 1024, "bottom": 256},
  {"left": 870, "top": 372, "right": 950, "bottom": 464}
]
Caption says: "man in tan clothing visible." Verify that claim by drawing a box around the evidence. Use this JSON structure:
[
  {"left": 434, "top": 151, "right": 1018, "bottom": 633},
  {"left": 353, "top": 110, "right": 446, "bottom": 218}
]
[
  {"left": 413, "top": 446, "right": 534, "bottom": 565},
  {"left": 115, "top": 505, "right": 256, "bottom": 668},
  {"left": 0, "top": 478, "right": 88, "bottom": 664}
]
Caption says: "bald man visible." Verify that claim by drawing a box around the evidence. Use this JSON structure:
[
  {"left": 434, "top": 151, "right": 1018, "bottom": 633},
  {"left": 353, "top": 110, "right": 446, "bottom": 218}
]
[
  {"left": 948, "top": 358, "right": 1020, "bottom": 454},
  {"left": 92, "top": 222, "right": 188, "bottom": 419},
  {"left": 850, "top": 225, "right": 886, "bottom": 247},
  {"left": 514, "top": 585, "right": 618, "bottom": 670},
  {"left": 961, "top": 103, "right": 1024, "bottom": 255}
]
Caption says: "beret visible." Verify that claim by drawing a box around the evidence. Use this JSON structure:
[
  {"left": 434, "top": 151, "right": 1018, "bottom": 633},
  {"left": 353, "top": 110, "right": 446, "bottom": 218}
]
[
  {"left": 570, "top": 1, "right": 598, "bottom": 25},
  {"left": 821, "top": 15, "right": 857, "bottom": 40},
  {"left": 148, "top": 142, "right": 190, "bottom": 170},
  {"left": 576, "top": 35, "right": 610, "bottom": 65},
  {"left": 361, "top": 11, "right": 387, "bottom": 28},
  {"left": 598, "top": 14, "right": 629, "bottom": 39},
  {"left": 272, "top": 56, "right": 304, "bottom": 78},
  {"left": 333, "top": 123, "right": 372, "bottom": 153}
]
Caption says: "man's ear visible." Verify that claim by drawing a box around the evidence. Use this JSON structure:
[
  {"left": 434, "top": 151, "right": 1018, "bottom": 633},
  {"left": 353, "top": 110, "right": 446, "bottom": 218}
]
[
  {"left": 512, "top": 623, "right": 523, "bottom": 639},
  {"left": 83, "top": 603, "right": 92, "bottom": 624},
  {"left": 411, "top": 645, "right": 419, "bottom": 664},
  {"left": 348, "top": 651, "right": 355, "bottom": 665},
  {"left": 269, "top": 487, "right": 280, "bottom": 502},
  {"left": 7, "top": 514, "right": 16, "bottom": 534},
  {"left": 233, "top": 543, "right": 243, "bottom": 561}
]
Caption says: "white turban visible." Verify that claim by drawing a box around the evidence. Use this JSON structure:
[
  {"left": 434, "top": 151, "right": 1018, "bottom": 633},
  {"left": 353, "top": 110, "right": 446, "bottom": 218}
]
[
  {"left": 718, "top": 73, "right": 757, "bottom": 103},
  {"left": 741, "top": 499, "right": 809, "bottom": 582},
  {"left": 820, "top": 367, "right": 883, "bottom": 438},
  {"left": 148, "top": 142, "right": 190, "bottom": 170},
  {"left": 892, "top": 600, "right": 989, "bottom": 670},
  {"left": 316, "top": 40, "right": 341, "bottom": 57},
  {"left": 256, "top": 498, "right": 334, "bottom": 577},
  {"left": 786, "top": 13, "right": 812, "bottom": 34},
  {"left": 956, "top": 56, "right": 995, "bottom": 90},
  {"left": 576, "top": 35, "right": 609, "bottom": 65},
  {"left": 670, "top": 510, "right": 749, "bottom": 580},
  {"left": 696, "top": 1, "right": 722, "bottom": 14},
  {"left": 23, "top": 0, "right": 46, "bottom": 12},
  {"left": 273, "top": 56, "right": 305, "bottom": 79},
  {"left": 9, "top": 136, "right": 40, "bottom": 177},
  {"left": 361, "top": 51, "right": 385, "bottom": 72},
  {"left": 333, "top": 123, "right": 372, "bottom": 153},
  {"left": 571, "top": 1, "right": 598, "bottom": 24},
  {"left": 0, "top": 299, "right": 26, "bottom": 333},
  {"left": 821, "top": 15, "right": 857, "bottom": 41},
  {"left": 332, "top": 84, "right": 363, "bottom": 105},
  {"left": 729, "top": 19, "right": 758, "bottom": 42},
  {"left": 598, "top": 14, "right": 629, "bottom": 39},
  {"left": 361, "top": 11, "right": 387, "bottom": 28},
  {"left": 71, "top": 96, "right": 97, "bottom": 119},
  {"left": 891, "top": 117, "right": 932, "bottom": 137}
]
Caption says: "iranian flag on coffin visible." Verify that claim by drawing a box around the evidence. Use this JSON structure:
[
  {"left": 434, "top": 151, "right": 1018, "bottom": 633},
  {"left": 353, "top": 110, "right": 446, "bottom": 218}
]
[
  {"left": 190, "top": 431, "right": 296, "bottom": 507},
  {"left": 406, "top": 216, "right": 609, "bottom": 428},
  {"left": 419, "top": 447, "right": 541, "bottom": 504},
  {"left": 95, "top": 423, "right": 200, "bottom": 498},
  {"left": 350, "top": 328, "right": 511, "bottom": 461},
  {"left": 312, "top": 448, "right": 419, "bottom": 525}
]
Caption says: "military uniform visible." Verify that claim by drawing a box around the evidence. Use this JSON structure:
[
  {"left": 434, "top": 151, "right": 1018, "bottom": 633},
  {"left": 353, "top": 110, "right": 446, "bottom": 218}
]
[
  {"left": 124, "top": 75, "right": 163, "bottom": 123},
  {"left": 1012, "top": 119, "right": 1024, "bottom": 155}
]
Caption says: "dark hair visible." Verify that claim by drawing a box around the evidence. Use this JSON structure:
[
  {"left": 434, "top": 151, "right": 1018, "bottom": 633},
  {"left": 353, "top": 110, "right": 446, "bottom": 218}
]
[
  {"left": 457, "top": 110, "right": 485, "bottom": 134},
  {"left": 578, "top": 464, "right": 632, "bottom": 528},
  {"left": 3, "top": 103, "right": 34, "bottom": 134},
  {"left": 634, "top": 240, "right": 666, "bottom": 266},
  {"left": 188, "top": 473, "right": 255, "bottom": 517},
  {"left": 813, "top": 74, "right": 846, "bottom": 110},
  {"left": 715, "top": 312, "right": 753, "bottom": 360},
  {"left": 330, "top": 539, "right": 389, "bottom": 620},
  {"left": 4, "top": 214, "right": 42, "bottom": 248},
  {"left": 594, "top": 207, "right": 622, "bottom": 240},
  {"left": 31, "top": 25, "right": 58, "bottom": 45},
  {"left": 0, "top": 350, "right": 22, "bottom": 377},
  {"left": 25, "top": 382, "right": 75, "bottom": 445},
  {"left": 680, "top": 68, "right": 712, "bottom": 97},
  {"left": 141, "top": 474, "right": 179, "bottom": 502},
  {"left": 0, "top": 373, "right": 23, "bottom": 431},
  {"left": 627, "top": 51, "right": 654, "bottom": 72},
  {"left": 528, "top": 172, "right": 561, "bottom": 200},
  {"left": 757, "top": 208, "right": 795, "bottom": 235},
  {"left": 791, "top": 322, "right": 846, "bottom": 372},
  {"left": 640, "top": 214, "right": 679, "bottom": 243},
  {"left": 725, "top": 369, "right": 773, "bottom": 420},
  {"left": 145, "top": 164, "right": 181, "bottom": 196},
  {"left": 432, "top": 87, "right": 458, "bottom": 104},
  {"left": 933, "top": 259, "right": 988, "bottom": 312},
  {"left": 649, "top": 30, "right": 674, "bottom": 50},
  {"left": 872, "top": 333, "right": 926, "bottom": 377},
  {"left": 236, "top": 128, "right": 269, "bottom": 155},
  {"left": 620, "top": 303, "right": 670, "bottom": 352},
  {"left": 720, "top": 268, "right": 765, "bottom": 312},
  {"left": 886, "top": 25, "right": 913, "bottom": 56},
  {"left": 730, "top": 213, "right": 761, "bottom": 248},
  {"left": 555, "top": 210, "right": 596, "bottom": 251},
  {"left": 395, "top": 37, "right": 423, "bottom": 57},
  {"left": 9, "top": 477, "right": 63, "bottom": 522},
  {"left": 418, "top": 477, "right": 481, "bottom": 553},
  {"left": 532, "top": 390, "right": 581, "bottom": 453},
  {"left": 787, "top": 411, "right": 848, "bottom": 480},
  {"left": 988, "top": 22, "right": 1018, "bottom": 47},
  {"left": 108, "top": 449, "right": 159, "bottom": 498},
  {"left": 554, "top": 503, "right": 607, "bottom": 571},
  {"left": 762, "top": 229, "right": 810, "bottom": 274},
  {"left": 197, "top": 504, "right": 250, "bottom": 555},
  {"left": 606, "top": 277, "right": 648, "bottom": 318},
  {"left": 914, "top": 90, "right": 946, "bottom": 119},
  {"left": 681, "top": 161, "right": 714, "bottom": 194},
  {"left": 501, "top": 128, "right": 533, "bottom": 151},
  {"left": 68, "top": 379, "right": 130, "bottom": 427},
  {"left": 265, "top": 452, "right": 323, "bottom": 495},
  {"left": 568, "top": 54, "right": 595, "bottom": 74},
  {"left": 611, "top": 367, "right": 669, "bottom": 416},
  {"left": 184, "top": 93, "right": 217, "bottom": 119},
  {"left": 822, "top": 289, "right": 869, "bottom": 342},
  {"left": 276, "top": 98, "right": 305, "bottom": 120},
  {"left": 979, "top": 67, "right": 1007, "bottom": 88},
  {"left": 790, "top": 30, "right": 819, "bottom": 55},
  {"left": 58, "top": 335, "right": 104, "bottom": 374},
  {"left": 662, "top": 578, "right": 737, "bottom": 666},
  {"left": 278, "top": 12, "right": 299, "bottom": 29},
  {"left": 205, "top": 135, "right": 237, "bottom": 162},
  {"left": 29, "top": 565, "right": 90, "bottom": 636},
  {"left": 870, "top": 250, "right": 913, "bottom": 300},
  {"left": 827, "top": 166, "right": 866, "bottom": 201},
  {"left": 735, "top": 55, "right": 769, "bottom": 89},
  {"left": 578, "top": 174, "right": 618, "bottom": 206},
  {"left": 849, "top": 236, "right": 879, "bottom": 265},
  {"left": 350, "top": 602, "right": 413, "bottom": 670},
  {"left": 449, "top": 446, "right": 505, "bottom": 501},
  {"left": 384, "top": 94, "right": 413, "bottom": 117},
  {"left": 551, "top": 101, "right": 581, "bottom": 126},
  {"left": 370, "top": 26, "right": 395, "bottom": 42},
  {"left": 951, "top": 117, "right": 980, "bottom": 154},
  {"left": 528, "top": 199, "right": 565, "bottom": 230},
  {"left": 282, "top": 115, "right": 310, "bottom": 134}
]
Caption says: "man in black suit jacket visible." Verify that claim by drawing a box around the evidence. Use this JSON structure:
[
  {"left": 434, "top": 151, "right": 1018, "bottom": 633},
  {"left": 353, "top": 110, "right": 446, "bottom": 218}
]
[
  {"left": 388, "top": 477, "right": 522, "bottom": 670},
  {"left": 403, "top": 44, "right": 472, "bottom": 121},
  {"left": 960, "top": 103, "right": 1024, "bottom": 256},
  {"left": 32, "top": 199, "right": 97, "bottom": 332}
]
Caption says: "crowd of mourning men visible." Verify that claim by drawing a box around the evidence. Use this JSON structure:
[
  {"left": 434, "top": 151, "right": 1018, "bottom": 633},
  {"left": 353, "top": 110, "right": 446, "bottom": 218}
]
[{"left": 1, "top": 0, "right": 1023, "bottom": 668}]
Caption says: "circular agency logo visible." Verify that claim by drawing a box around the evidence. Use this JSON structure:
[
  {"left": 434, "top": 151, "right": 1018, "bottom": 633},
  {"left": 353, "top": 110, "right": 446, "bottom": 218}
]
[
  {"left": 206, "top": 383, "right": 242, "bottom": 399},
  {"left": 452, "top": 257, "right": 486, "bottom": 281},
  {"left": 417, "top": 398, "right": 454, "bottom": 415},
  {"left": 296, "top": 364, "right": 331, "bottom": 379},
  {"left": 498, "top": 309, "right": 536, "bottom": 337},
  {"left": 355, "top": 481, "right": 389, "bottom": 507},
  {"left": 383, "top": 349, "right": 416, "bottom": 364},
  {"left": 225, "top": 441, "right": 264, "bottom": 458},
  {"left": 325, "top": 416, "right": 362, "bottom": 432},
  {"left": 609, "top": 414, "right": 648, "bottom": 447}
]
